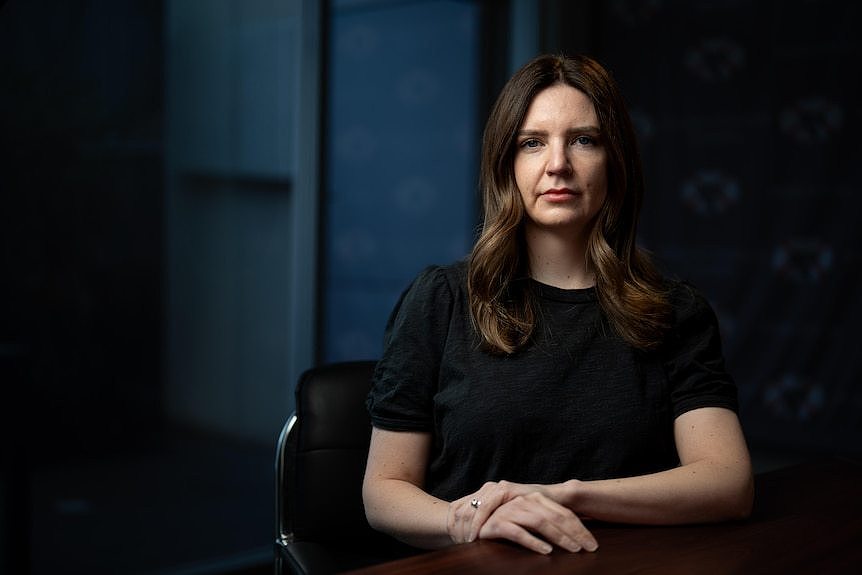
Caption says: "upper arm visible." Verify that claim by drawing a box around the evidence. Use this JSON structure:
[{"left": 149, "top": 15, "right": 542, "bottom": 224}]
[
  {"left": 674, "top": 407, "right": 754, "bottom": 518},
  {"left": 674, "top": 407, "right": 751, "bottom": 469},
  {"left": 364, "top": 426, "right": 433, "bottom": 490}
]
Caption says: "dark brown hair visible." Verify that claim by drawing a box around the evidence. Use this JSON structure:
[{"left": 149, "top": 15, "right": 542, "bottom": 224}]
[{"left": 467, "top": 54, "right": 671, "bottom": 354}]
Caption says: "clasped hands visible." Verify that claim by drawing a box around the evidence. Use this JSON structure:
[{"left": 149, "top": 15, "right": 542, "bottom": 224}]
[{"left": 447, "top": 480, "right": 598, "bottom": 554}]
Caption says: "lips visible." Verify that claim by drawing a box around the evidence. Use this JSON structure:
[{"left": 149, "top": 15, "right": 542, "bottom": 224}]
[{"left": 540, "top": 188, "right": 578, "bottom": 201}]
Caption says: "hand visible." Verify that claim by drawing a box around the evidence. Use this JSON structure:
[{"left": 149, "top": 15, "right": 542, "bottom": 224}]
[
  {"left": 447, "top": 483, "right": 502, "bottom": 545},
  {"left": 479, "top": 492, "right": 598, "bottom": 554},
  {"left": 451, "top": 480, "right": 559, "bottom": 542},
  {"left": 447, "top": 481, "right": 598, "bottom": 554}
]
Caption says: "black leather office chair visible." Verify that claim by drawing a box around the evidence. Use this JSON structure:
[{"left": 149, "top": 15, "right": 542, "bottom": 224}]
[{"left": 274, "top": 361, "right": 419, "bottom": 574}]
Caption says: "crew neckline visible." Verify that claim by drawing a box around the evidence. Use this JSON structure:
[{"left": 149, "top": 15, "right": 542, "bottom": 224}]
[{"left": 530, "top": 278, "right": 597, "bottom": 303}]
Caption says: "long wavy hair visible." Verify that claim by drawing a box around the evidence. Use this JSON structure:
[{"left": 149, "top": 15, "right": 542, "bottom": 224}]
[{"left": 467, "top": 54, "right": 672, "bottom": 354}]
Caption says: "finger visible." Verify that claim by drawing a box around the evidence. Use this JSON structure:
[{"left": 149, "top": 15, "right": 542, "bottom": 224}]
[
  {"left": 457, "top": 481, "right": 505, "bottom": 542},
  {"left": 453, "top": 494, "right": 483, "bottom": 543},
  {"left": 465, "top": 496, "right": 481, "bottom": 542},
  {"left": 527, "top": 495, "right": 599, "bottom": 552},
  {"left": 540, "top": 517, "right": 597, "bottom": 553},
  {"left": 462, "top": 499, "right": 473, "bottom": 543},
  {"left": 480, "top": 520, "right": 554, "bottom": 555},
  {"left": 487, "top": 494, "right": 598, "bottom": 553},
  {"left": 467, "top": 484, "right": 504, "bottom": 542},
  {"left": 468, "top": 480, "right": 544, "bottom": 540}
]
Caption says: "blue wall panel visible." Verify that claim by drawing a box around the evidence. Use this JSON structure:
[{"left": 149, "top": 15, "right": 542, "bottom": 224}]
[{"left": 324, "top": 0, "right": 481, "bottom": 361}]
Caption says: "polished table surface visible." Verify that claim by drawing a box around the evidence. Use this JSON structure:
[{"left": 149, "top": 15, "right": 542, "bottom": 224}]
[{"left": 346, "top": 457, "right": 862, "bottom": 574}]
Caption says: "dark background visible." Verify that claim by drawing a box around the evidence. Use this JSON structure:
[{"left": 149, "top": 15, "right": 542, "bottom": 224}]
[
  {"left": 2, "top": 0, "right": 860, "bottom": 573},
  {"left": 591, "top": 0, "right": 862, "bottom": 455}
]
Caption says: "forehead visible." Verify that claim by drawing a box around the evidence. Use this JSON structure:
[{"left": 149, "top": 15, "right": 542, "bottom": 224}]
[{"left": 521, "top": 83, "right": 598, "bottom": 128}]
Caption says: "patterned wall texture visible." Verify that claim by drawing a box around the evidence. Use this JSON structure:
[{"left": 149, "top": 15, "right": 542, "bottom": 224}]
[
  {"left": 323, "top": 0, "right": 480, "bottom": 362},
  {"left": 322, "top": 0, "right": 860, "bottom": 456},
  {"left": 594, "top": 0, "right": 861, "bottom": 455}
]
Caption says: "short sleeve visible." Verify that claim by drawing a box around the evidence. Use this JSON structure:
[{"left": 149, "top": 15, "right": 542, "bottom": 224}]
[
  {"left": 366, "top": 265, "right": 455, "bottom": 431},
  {"left": 663, "top": 282, "right": 739, "bottom": 419}
]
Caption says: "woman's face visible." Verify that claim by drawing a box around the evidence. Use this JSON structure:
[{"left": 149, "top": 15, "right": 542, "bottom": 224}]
[{"left": 513, "top": 83, "right": 607, "bottom": 240}]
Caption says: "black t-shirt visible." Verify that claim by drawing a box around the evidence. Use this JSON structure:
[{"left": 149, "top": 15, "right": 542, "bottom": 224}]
[{"left": 367, "top": 261, "right": 738, "bottom": 502}]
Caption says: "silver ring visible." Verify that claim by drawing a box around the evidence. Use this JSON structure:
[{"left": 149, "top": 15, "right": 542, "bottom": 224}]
[{"left": 470, "top": 498, "right": 481, "bottom": 509}]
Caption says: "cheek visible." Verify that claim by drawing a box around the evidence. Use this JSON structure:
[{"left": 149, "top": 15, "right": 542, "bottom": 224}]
[
  {"left": 585, "top": 168, "right": 607, "bottom": 195},
  {"left": 588, "top": 159, "right": 609, "bottom": 196},
  {"left": 513, "top": 159, "right": 531, "bottom": 197},
  {"left": 584, "top": 163, "right": 609, "bottom": 216}
]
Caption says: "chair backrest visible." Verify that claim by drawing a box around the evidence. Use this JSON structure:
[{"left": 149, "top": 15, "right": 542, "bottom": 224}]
[{"left": 276, "top": 360, "right": 379, "bottom": 545}]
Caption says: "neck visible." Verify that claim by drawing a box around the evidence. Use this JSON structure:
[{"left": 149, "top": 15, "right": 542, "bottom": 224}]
[{"left": 524, "top": 226, "right": 594, "bottom": 289}]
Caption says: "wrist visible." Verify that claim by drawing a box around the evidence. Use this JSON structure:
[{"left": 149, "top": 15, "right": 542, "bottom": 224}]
[
  {"left": 556, "top": 478, "right": 585, "bottom": 510},
  {"left": 445, "top": 501, "right": 457, "bottom": 545}
]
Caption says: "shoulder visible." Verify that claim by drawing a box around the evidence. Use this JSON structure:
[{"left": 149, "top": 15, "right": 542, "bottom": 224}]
[
  {"left": 385, "top": 260, "right": 468, "bottom": 329},
  {"left": 664, "top": 279, "right": 718, "bottom": 326},
  {"left": 404, "top": 260, "right": 467, "bottom": 299},
  {"left": 659, "top": 278, "right": 724, "bottom": 354}
]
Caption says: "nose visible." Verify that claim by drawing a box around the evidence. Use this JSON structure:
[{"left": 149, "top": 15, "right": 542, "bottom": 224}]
[{"left": 546, "top": 140, "right": 572, "bottom": 177}]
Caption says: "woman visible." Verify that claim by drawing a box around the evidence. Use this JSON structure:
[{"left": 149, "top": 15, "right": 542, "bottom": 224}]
[{"left": 362, "top": 54, "right": 753, "bottom": 555}]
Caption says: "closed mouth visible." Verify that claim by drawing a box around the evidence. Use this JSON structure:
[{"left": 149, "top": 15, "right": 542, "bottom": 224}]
[{"left": 541, "top": 188, "right": 578, "bottom": 197}]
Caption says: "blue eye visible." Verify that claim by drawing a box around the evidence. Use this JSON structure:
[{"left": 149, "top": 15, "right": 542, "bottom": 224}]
[
  {"left": 519, "top": 138, "right": 542, "bottom": 149},
  {"left": 573, "top": 135, "right": 594, "bottom": 146}
]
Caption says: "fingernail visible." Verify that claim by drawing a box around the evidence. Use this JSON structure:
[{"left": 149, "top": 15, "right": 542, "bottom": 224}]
[
  {"left": 540, "top": 543, "right": 553, "bottom": 554},
  {"left": 584, "top": 541, "right": 598, "bottom": 552}
]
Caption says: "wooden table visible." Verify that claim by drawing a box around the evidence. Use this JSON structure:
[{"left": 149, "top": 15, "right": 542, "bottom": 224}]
[{"left": 346, "top": 457, "right": 862, "bottom": 574}]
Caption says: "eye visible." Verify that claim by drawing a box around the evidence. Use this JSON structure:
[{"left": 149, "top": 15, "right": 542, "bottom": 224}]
[
  {"left": 519, "top": 138, "right": 542, "bottom": 149},
  {"left": 573, "top": 135, "right": 595, "bottom": 146}
]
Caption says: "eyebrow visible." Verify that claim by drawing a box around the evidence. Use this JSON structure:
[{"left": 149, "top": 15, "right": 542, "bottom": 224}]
[{"left": 517, "top": 126, "right": 602, "bottom": 137}]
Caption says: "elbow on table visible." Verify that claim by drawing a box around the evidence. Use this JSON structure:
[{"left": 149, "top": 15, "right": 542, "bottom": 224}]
[
  {"left": 365, "top": 516, "right": 390, "bottom": 538},
  {"left": 700, "top": 465, "right": 755, "bottom": 522},
  {"left": 725, "top": 473, "right": 755, "bottom": 521},
  {"left": 364, "top": 505, "right": 393, "bottom": 535},
  {"left": 361, "top": 479, "right": 407, "bottom": 539},
  {"left": 362, "top": 481, "right": 385, "bottom": 532}
]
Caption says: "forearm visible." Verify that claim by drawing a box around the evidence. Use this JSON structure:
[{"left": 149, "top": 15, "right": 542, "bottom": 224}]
[
  {"left": 552, "top": 458, "right": 754, "bottom": 525},
  {"left": 363, "top": 477, "right": 453, "bottom": 549}
]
